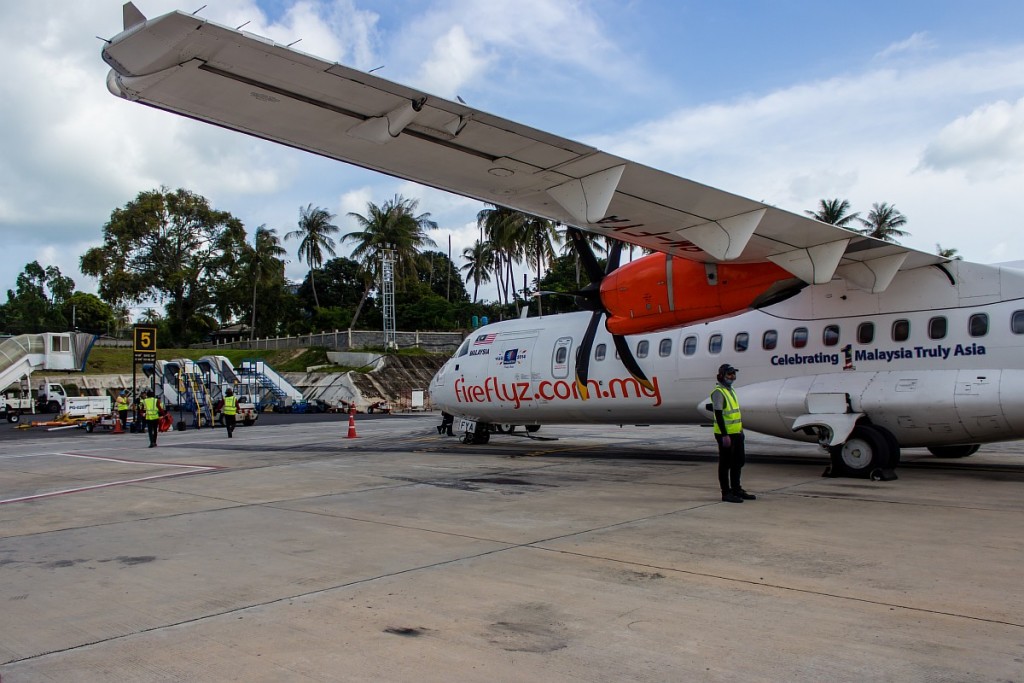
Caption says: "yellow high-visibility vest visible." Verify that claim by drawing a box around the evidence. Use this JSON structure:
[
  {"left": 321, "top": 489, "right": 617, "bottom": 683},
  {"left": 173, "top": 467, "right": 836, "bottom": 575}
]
[
  {"left": 223, "top": 395, "right": 237, "bottom": 416},
  {"left": 710, "top": 385, "right": 743, "bottom": 435},
  {"left": 115, "top": 395, "right": 128, "bottom": 411},
  {"left": 142, "top": 397, "right": 160, "bottom": 420}
]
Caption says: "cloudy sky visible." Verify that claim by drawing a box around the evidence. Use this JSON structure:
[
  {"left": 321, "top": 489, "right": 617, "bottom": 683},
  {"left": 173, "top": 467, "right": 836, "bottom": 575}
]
[{"left": 2, "top": 0, "right": 1024, "bottom": 313}]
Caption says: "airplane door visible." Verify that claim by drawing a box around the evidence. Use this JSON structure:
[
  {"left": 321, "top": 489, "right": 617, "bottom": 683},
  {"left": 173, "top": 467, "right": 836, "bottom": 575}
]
[{"left": 954, "top": 369, "right": 1010, "bottom": 440}]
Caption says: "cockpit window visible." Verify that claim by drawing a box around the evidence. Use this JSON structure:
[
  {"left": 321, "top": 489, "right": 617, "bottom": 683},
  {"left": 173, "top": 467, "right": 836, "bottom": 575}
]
[{"left": 457, "top": 339, "right": 470, "bottom": 357}]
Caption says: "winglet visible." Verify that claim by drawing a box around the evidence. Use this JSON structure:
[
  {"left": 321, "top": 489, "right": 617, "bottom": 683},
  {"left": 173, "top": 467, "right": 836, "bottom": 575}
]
[{"left": 123, "top": 2, "right": 147, "bottom": 31}]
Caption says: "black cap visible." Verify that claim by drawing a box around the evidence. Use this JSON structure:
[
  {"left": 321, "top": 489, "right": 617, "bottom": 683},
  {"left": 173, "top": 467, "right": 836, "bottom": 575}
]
[{"left": 718, "top": 364, "right": 738, "bottom": 377}]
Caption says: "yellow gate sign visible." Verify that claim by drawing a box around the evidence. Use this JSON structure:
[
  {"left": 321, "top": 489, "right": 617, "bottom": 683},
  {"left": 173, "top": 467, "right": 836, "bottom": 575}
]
[{"left": 133, "top": 325, "right": 157, "bottom": 363}]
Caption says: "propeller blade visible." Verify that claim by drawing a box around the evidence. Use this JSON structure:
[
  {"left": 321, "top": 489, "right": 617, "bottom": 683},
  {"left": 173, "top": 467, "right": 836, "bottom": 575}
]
[
  {"left": 574, "top": 311, "right": 603, "bottom": 400},
  {"left": 567, "top": 227, "right": 605, "bottom": 285},
  {"left": 605, "top": 239, "right": 623, "bottom": 275},
  {"left": 612, "top": 334, "right": 654, "bottom": 392}
]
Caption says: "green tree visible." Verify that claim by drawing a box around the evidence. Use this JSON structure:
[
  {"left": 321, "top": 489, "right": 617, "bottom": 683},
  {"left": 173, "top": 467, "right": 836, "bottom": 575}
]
[
  {"left": 857, "top": 202, "right": 910, "bottom": 243},
  {"left": 0, "top": 262, "right": 76, "bottom": 333},
  {"left": 936, "top": 243, "right": 963, "bottom": 260},
  {"left": 416, "top": 250, "right": 468, "bottom": 302},
  {"left": 286, "top": 204, "right": 340, "bottom": 310},
  {"left": 342, "top": 195, "right": 438, "bottom": 329},
  {"left": 80, "top": 188, "right": 247, "bottom": 344},
  {"left": 63, "top": 292, "right": 116, "bottom": 334},
  {"left": 245, "top": 226, "right": 287, "bottom": 338},
  {"left": 461, "top": 240, "right": 493, "bottom": 303},
  {"left": 477, "top": 205, "right": 526, "bottom": 308},
  {"left": 805, "top": 198, "right": 860, "bottom": 227}
]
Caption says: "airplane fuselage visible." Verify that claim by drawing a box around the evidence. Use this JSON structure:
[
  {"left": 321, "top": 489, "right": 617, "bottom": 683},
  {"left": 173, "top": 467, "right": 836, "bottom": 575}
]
[{"left": 430, "top": 260, "right": 1024, "bottom": 450}]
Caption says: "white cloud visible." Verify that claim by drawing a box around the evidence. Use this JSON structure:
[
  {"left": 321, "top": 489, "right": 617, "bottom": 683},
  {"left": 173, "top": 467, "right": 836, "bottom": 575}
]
[
  {"left": 875, "top": 31, "right": 935, "bottom": 60},
  {"left": 919, "top": 97, "right": 1024, "bottom": 179}
]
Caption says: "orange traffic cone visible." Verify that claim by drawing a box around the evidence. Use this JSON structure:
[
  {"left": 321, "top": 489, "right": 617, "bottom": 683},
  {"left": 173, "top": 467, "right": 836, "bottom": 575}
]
[
  {"left": 346, "top": 407, "right": 358, "bottom": 438},
  {"left": 112, "top": 415, "right": 124, "bottom": 434}
]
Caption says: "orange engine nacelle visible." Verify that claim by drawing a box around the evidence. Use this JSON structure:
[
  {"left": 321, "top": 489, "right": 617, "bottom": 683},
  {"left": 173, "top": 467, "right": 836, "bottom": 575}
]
[{"left": 600, "top": 253, "right": 792, "bottom": 336}]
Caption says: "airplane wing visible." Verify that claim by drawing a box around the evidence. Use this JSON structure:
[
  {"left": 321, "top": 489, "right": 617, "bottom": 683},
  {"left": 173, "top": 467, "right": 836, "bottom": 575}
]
[{"left": 102, "top": 4, "right": 943, "bottom": 292}]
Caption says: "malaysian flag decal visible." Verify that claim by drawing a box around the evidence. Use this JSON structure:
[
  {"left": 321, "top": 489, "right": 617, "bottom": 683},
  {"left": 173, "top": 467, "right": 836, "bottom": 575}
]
[{"left": 474, "top": 333, "right": 497, "bottom": 346}]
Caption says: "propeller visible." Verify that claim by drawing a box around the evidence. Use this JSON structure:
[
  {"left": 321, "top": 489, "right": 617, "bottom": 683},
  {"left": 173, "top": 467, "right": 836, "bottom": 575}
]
[{"left": 565, "top": 229, "right": 653, "bottom": 400}]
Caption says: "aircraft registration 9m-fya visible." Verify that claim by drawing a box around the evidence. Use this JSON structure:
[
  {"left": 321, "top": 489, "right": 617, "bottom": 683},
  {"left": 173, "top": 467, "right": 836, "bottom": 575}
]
[{"left": 103, "top": 3, "right": 1024, "bottom": 478}]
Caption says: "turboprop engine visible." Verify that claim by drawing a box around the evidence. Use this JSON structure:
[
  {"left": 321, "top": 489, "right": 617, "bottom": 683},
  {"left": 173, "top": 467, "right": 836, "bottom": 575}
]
[{"left": 600, "top": 254, "right": 798, "bottom": 336}]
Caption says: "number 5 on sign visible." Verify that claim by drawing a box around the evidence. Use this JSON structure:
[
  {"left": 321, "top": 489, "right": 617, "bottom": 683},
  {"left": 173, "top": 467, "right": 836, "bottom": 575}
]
[{"left": 134, "top": 326, "right": 157, "bottom": 352}]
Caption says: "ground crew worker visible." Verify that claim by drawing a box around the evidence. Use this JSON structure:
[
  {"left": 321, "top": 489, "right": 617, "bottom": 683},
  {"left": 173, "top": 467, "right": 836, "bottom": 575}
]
[
  {"left": 711, "top": 364, "right": 755, "bottom": 503},
  {"left": 141, "top": 389, "right": 164, "bottom": 448},
  {"left": 222, "top": 388, "right": 238, "bottom": 438},
  {"left": 115, "top": 391, "right": 129, "bottom": 432}
]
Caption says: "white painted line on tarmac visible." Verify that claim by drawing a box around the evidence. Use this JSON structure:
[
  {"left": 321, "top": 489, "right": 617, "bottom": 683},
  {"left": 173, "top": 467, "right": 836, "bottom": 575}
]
[{"left": 0, "top": 452, "right": 222, "bottom": 505}]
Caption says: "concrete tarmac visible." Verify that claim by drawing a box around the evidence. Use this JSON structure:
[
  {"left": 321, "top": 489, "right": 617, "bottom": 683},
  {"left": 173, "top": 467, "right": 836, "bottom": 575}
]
[{"left": 0, "top": 415, "right": 1022, "bottom": 682}]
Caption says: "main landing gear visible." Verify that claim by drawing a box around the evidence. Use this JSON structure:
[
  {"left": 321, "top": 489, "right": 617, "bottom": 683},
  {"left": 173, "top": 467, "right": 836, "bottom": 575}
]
[{"left": 825, "top": 424, "right": 900, "bottom": 481}]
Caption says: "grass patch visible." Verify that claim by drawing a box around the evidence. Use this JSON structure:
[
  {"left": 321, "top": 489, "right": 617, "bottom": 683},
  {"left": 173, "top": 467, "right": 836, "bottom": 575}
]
[{"left": 84, "top": 347, "right": 320, "bottom": 374}]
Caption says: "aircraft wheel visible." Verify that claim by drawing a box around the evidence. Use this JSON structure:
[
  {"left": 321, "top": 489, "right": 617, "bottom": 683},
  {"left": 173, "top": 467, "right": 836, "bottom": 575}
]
[
  {"left": 525, "top": 425, "right": 540, "bottom": 433},
  {"left": 497, "top": 424, "right": 515, "bottom": 434},
  {"left": 461, "top": 432, "right": 474, "bottom": 445},
  {"left": 927, "top": 444, "right": 980, "bottom": 458},
  {"left": 870, "top": 424, "right": 901, "bottom": 466},
  {"left": 829, "top": 425, "right": 890, "bottom": 478}
]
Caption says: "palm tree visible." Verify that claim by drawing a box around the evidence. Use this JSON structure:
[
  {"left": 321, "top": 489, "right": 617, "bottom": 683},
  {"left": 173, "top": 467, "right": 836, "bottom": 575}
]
[
  {"left": 524, "top": 216, "right": 562, "bottom": 315},
  {"left": 285, "top": 204, "right": 339, "bottom": 309},
  {"left": 342, "top": 195, "right": 438, "bottom": 329},
  {"left": 477, "top": 205, "right": 525, "bottom": 307},
  {"left": 246, "top": 225, "right": 286, "bottom": 339},
  {"left": 857, "top": 202, "right": 910, "bottom": 243},
  {"left": 805, "top": 198, "right": 860, "bottom": 228},
  {"left": 936, "top": 243, "right": 963, "bottom": 260},
  {"left": 461, "top": 240, "right": 493, "bottom": 303},
  {"left": 560, "top": 226, "right": 607, "bottom": 286}
]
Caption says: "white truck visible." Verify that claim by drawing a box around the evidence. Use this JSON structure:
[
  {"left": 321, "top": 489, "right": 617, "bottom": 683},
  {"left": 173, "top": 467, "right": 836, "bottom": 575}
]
[
  {"left": 36, "top": 382, "right": 111, "bottom": 419},
  {"left": 2, "top": 389, "right": 34, "bottom": 423},
  {"left": 36, "top": 382, "right": 68, "bottom": 413}
]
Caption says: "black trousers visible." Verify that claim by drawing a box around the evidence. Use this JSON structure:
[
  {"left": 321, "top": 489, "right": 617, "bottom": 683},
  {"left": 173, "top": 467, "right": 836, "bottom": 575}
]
[
  {"left": 225, "top": 414, "right": 236, "bottom": 437},
  {"left": 715, "top": 432, "right": 745, "bottom": 492},
  {"left": 147, "top": 418, "right": 159, "bottom": 446}
]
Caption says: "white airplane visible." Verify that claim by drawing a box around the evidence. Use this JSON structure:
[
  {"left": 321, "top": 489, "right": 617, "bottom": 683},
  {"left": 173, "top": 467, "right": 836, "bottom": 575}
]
[{"left": 102, "top": 4, "right": 1024, "bottom": 478}]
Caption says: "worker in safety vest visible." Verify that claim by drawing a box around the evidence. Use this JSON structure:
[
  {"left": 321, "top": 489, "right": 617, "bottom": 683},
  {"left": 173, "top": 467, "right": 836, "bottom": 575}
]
[
  {"left": 222, "top": 388, "right": 238, "bottom": 438},
  {"left": 115, "top": 391, "right": 129, "bottom": 432},
  {"left": 141, "top": 389, "right": 164, "bottom": 448},
  {"left": 711, "top": 364, "right": 755, "bottom": 503}
]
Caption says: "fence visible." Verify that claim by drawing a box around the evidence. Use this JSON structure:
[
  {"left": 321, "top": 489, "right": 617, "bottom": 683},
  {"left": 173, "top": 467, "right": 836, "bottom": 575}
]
[{"left": 197, "top": 330, "right": 465, "bottom": 353}]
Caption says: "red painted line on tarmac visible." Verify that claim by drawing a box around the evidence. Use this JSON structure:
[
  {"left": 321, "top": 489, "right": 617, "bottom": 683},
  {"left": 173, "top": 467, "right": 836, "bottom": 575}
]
[{"left": 0, "top": 451, "right": 222, "bottom": 505}]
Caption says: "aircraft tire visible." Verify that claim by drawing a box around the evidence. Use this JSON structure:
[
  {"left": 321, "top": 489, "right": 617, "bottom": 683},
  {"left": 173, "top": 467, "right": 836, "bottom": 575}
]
[
  {"left": 829, "top": 425, "right": 890, "bottom": 478},
  {"left": 525, "top": 425, "right": 541, "bottom": 433},
  {"left": 927, "top": 444, "right": 980, "bottom": 458},
  {"left": 870, "top": 424, "right": 902, "bottom": 466},
  {"left": 497, "top": 424, "right": 515, "bottom": 434}
]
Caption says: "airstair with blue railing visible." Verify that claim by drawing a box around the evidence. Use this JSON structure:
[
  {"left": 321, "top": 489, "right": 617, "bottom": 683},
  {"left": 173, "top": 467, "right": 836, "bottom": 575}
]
[{"left": 236, "top": 359, "right": 304, "bottom": 411}]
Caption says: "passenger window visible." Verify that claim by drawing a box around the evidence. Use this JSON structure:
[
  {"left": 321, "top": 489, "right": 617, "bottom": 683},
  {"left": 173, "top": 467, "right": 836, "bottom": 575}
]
[
  {"left": 659, "top": 338, "right": 672, "bottom": 357},
  {"left": 762, "top": 330, "right": 778, "bottom": 350},
  {"left": 892, "top": 319, "right": 910, "bottom": 342},
  {"left": 636, "top": 340, "right": 650, "bottom": 358},
  {"left": 709, "top": 334, "right": 723, "bottom": 354},
  {"left": 552, "top": 337, "right": 572, "bottom": 379},
  {"left": 792, "top": 327, "right": 808, "bottom": 349},
  {"left": 683, "top": 336, "right": 698, "bottom": 356},
  {"left": 595, "top": 343, "right": 606, "bottom": 361},
  {"left": 555, "top": 347, "right": 568, "bottom": 363},
  {"left": 823, "top": 325, "right": 840, "bottom": 347},
  {"left": 1013, "top": 310, "right": 1024, "bottom": 334},
  {"left": 929, "top": 317, "right": 947, "bottom": 340},
  {"left": 734, "top": 333, "right": 749, "bottom": 352},
  {"left": 969, "top": 313, "right": 989, "bottom": 337},
  {"left": 857, "top": 322, "right": 874, "bottom": 344}
]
